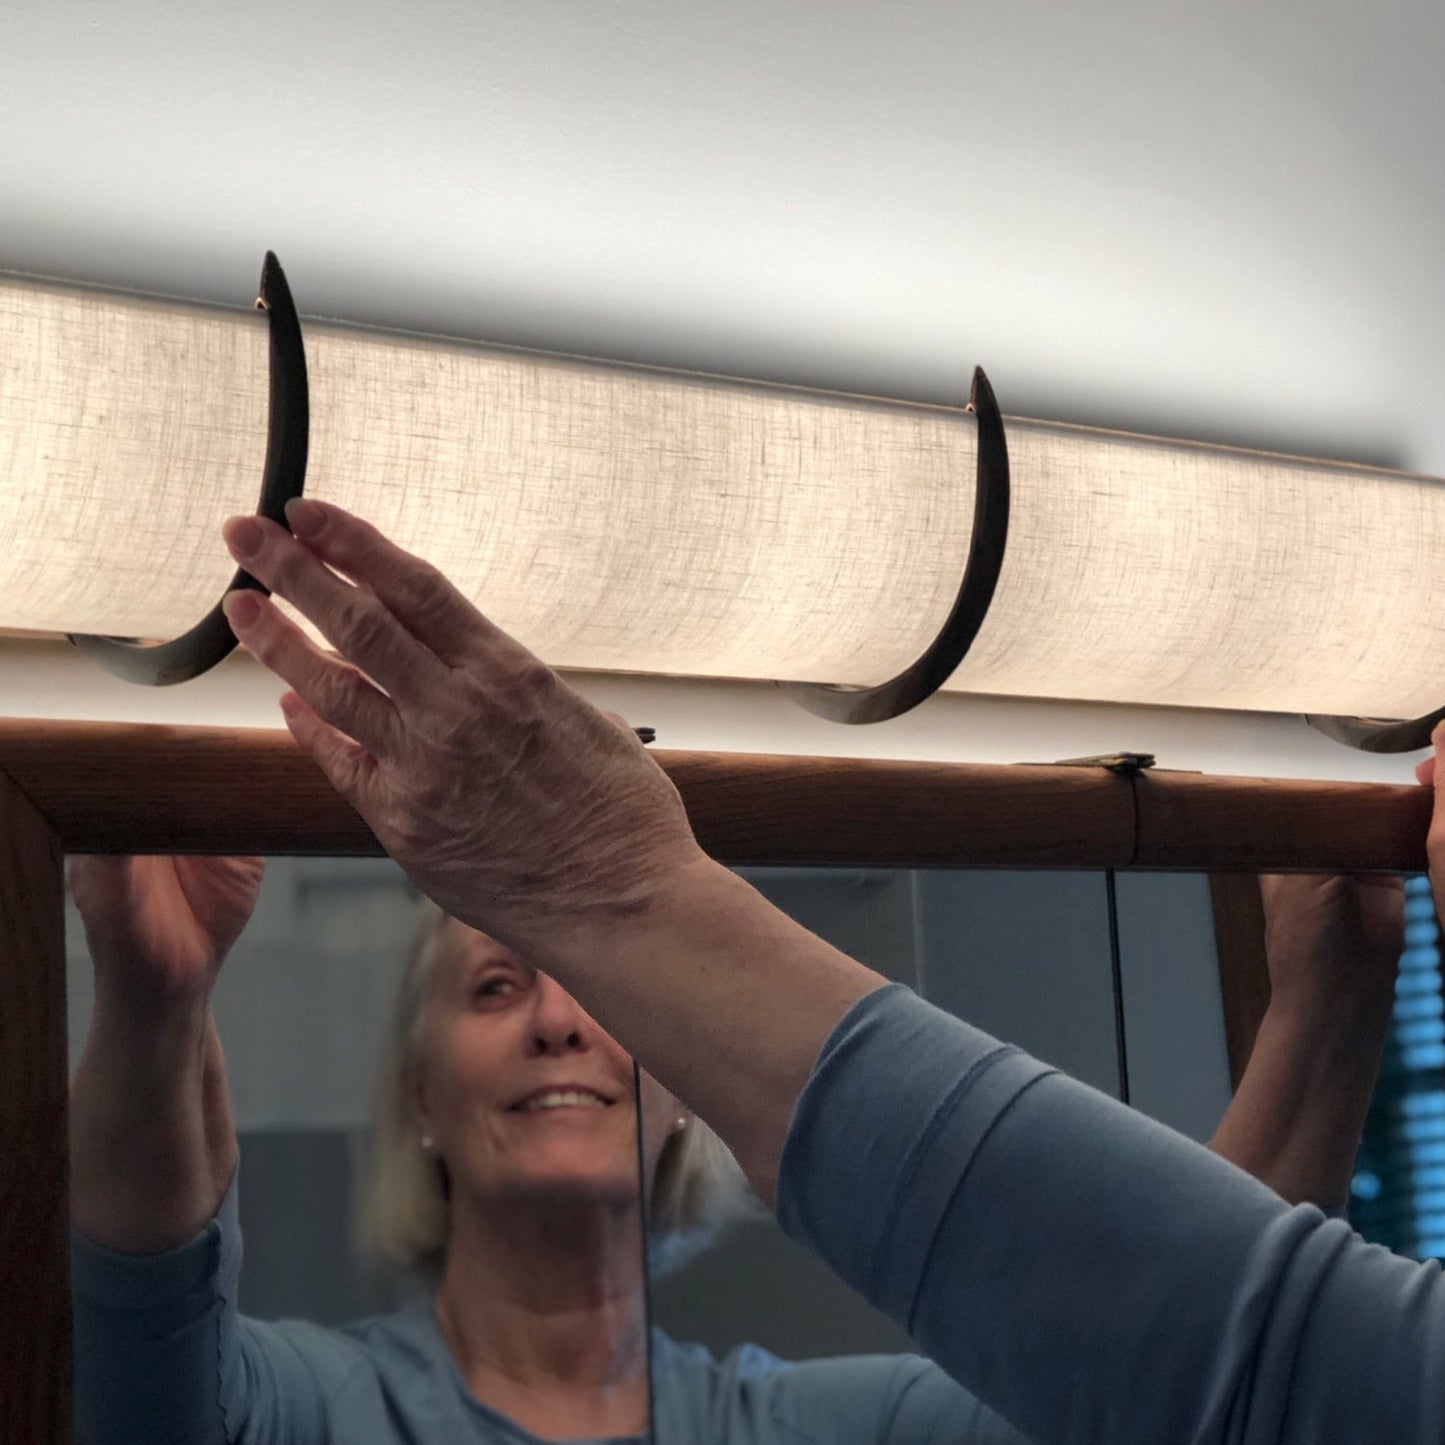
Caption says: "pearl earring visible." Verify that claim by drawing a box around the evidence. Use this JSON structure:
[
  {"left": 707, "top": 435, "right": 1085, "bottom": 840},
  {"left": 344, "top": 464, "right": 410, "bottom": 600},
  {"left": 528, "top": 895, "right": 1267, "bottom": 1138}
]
[
  {"left": 673, "top": 1116, "right": 687, "bottom": 1133},
  {"left": 420, "top": 1134, "right": 435, "bottom": 1151}
]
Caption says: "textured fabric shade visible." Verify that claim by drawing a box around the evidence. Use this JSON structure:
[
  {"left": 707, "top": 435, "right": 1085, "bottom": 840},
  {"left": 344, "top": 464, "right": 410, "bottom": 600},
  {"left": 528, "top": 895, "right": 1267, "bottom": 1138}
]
[{"left": 3, "top": 271, "right": 1444, "bottom": 720}]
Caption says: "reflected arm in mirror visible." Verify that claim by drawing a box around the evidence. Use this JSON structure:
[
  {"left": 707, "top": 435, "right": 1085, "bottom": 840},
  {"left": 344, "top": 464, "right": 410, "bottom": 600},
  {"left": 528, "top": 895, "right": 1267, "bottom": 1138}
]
[
  {"left": 1206, "top": 874, "right": 1403, "bottom": 1211},
  {"left": 68, "top": 855, "right": 261, "bottom": 1253}
]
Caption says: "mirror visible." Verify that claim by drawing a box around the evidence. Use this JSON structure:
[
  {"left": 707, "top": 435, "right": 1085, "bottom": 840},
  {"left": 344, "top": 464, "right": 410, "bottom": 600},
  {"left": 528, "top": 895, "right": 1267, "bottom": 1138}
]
[{"left": 64, "top": 852, "right": 1439, "bottom": 1442}]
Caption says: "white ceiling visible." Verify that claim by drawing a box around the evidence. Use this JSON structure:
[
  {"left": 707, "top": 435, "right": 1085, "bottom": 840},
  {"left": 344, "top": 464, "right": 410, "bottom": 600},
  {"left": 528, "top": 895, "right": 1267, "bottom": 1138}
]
[{"left": 3, "top": 1, "right": 1442, "bottom": 779}]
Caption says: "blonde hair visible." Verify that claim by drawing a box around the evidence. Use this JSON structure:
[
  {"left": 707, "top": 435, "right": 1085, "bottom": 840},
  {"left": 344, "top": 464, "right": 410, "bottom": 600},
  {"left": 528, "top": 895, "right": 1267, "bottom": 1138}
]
[{"left": 357, "top": 901, "right": 755, "bottom": 1279}]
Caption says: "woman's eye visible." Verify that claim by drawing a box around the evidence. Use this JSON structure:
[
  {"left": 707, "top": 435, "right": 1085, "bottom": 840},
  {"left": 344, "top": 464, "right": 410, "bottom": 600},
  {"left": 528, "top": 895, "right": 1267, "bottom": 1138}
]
[{"left": 474, "top": 977, "right": 516, "bottom": 1000}]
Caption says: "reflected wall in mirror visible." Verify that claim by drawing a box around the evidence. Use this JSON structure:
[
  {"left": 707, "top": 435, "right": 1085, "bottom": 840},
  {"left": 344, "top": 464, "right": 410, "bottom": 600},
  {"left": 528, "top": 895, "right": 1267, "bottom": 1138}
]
[{"left": 65, "top": 857, "right": 656, "bottom": 1444}]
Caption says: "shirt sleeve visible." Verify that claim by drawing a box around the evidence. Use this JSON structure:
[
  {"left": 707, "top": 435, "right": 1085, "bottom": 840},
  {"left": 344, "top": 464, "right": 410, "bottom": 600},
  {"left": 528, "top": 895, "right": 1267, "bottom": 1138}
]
[
  {"left": 882, "top": 1355, "right": 1039, "bottom": 1444},
  {"left": 70, "top": 1172, "right": 333, "bottom": 1445},
  {"left": 775, "top": 982, "right": 1445, "bottom": 1445}
]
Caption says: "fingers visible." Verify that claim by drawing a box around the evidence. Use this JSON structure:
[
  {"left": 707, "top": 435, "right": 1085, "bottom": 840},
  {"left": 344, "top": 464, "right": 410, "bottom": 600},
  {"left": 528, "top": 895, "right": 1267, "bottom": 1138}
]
[
  {"left": 1427, "top": 723, "right": 1445, "bottom": 890},
  {"left": 1257, "top": 873, "right": 1283, "bottom": 914},
  {"left": 66, "top": 853, "right": 131, "bottom": 903},
  {"left": 223, "top": 514, "right": 452, "bottom": 709},
  {"left": 279, "top": 690, "right": 382, "bottom": 807},
  {"left": 1352, "top": 874, "right": 1406, "bottom": 894},
  {"left": 222, "top": 589, "right": 401, "bottom": 760},
  {"left": 280, "top": 499, "right": 508, "bottom": 668}
]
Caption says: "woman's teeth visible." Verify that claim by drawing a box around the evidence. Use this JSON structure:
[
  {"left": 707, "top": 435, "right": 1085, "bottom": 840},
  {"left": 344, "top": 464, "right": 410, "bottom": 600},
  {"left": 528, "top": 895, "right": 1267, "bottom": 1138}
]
[{"left": 518, "top": 1091, "right": 608, "bottom": 1111}]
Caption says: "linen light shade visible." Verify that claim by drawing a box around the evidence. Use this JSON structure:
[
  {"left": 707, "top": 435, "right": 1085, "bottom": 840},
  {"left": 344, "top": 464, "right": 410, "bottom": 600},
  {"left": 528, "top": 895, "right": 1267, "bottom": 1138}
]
[{"left": 3, "top": 270, "right": 1443, "bottom": 721}]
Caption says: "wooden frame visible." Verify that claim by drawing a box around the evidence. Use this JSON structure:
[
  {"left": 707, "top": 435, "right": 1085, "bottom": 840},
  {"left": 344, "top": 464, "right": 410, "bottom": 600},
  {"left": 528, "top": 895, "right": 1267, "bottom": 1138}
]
[{"left": 0, "top": 718, "right": 1432, "bottom": 1442}]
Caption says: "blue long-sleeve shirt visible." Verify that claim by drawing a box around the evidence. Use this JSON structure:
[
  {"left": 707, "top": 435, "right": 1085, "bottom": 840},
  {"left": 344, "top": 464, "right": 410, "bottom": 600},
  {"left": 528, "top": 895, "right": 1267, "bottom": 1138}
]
[
  {"left": 71, "top": 1166, "right": 1022, "bottom": 1444},
  {"left": 778, "top": 984, "right": 1445, "bottom": 1442},
  {"left": 71, "top": 1174, "right": 1018, "bottom": 1445}
]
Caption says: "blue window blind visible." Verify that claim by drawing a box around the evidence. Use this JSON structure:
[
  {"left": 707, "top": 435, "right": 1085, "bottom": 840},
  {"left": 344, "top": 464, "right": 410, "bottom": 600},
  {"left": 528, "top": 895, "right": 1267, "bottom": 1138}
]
[{"left": 1350, "top": 875, "right": 1445, "bottom": 1256}]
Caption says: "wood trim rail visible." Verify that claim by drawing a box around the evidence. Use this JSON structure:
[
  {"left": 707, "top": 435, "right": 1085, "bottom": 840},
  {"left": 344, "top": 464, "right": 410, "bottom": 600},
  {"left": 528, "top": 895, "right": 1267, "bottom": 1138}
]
[
  {"left": 0, "top": 720, "right": 1430, "bottom": 870},
  {"left": 1134, "top": 770, "right": 1431, "bottom": 873}
]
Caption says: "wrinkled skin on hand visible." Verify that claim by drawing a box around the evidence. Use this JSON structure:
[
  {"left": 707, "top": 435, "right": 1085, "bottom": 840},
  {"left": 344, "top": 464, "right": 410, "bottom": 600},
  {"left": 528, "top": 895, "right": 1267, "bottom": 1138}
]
[
  {"left": 221, "top": 501, "right": 706, "bottom": 959},
  {"left": 69, "top": 855, "right": 266, "bottom": 1012},
  {"left": 1259, "top": 872, "right": 1404, "bottom": 1008},
  {"left": 366, "top": 669, "right": 702, "bottom": 952}
]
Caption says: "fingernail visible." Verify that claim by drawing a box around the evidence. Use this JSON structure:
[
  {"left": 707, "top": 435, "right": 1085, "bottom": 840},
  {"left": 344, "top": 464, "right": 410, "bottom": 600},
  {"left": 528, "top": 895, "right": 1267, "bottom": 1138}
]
[
  {"left": 224, "top": 516, "right": 264, "bottom": 559},
  {"left": 223, "top": 590, "right": 262, "bottom": 628},
  {"left": 286, "top": 498, "right": 324, "bottom": 539}
]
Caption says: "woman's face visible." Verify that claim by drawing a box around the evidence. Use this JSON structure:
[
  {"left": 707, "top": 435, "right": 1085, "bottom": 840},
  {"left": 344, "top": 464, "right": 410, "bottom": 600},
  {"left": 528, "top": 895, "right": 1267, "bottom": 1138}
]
[{"left": 414, "top": 919, "right": 683, "bottom": 1209}]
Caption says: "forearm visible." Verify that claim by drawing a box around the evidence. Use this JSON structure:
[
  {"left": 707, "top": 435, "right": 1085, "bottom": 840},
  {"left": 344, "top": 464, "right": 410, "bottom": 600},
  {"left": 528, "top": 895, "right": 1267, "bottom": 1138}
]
[
  {"left": 1209, "top": 985, "right": 1394, "bottom": 1209},
  {"left": 541, "top": 855, "right": 886, "bottom": 1204},
  {"left": 69, "top": 994, "right": 237, "bottom": 1253}
]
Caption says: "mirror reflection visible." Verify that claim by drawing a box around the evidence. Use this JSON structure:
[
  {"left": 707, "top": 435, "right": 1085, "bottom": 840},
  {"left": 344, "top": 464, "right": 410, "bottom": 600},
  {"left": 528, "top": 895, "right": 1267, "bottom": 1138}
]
[
  {"left": 65, "top": 856, "right": 659, "bottom": 1444},
  {"left": 66, "top": 858, "right": 1436, "bottom": 1444}
]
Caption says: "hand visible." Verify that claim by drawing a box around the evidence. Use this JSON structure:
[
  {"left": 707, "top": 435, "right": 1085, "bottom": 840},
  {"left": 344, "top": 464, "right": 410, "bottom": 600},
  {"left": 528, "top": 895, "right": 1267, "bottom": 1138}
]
[
  {"left": 1259, "top": 873, "right": 1404, "bottom": 1011},
  {"left": 219, "top": 501, "right": 705, "bottom": 959},
  {"left": 1217, "top": 873, "right": 1403, "bottom": 1209},
  {"left": 1416, "top": 727, "right": 1445, "bottom": 924},
  {"left": 69, "top": 855, "right": 265, "bottom": 1015}
]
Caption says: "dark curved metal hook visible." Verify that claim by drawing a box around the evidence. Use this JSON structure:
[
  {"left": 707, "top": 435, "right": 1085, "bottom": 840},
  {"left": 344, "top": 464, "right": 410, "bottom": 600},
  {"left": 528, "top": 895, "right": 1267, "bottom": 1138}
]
[
  {"left": 1305, "top": 709, "right": 1445, "bottom": 753},
  {"left": 778, "top": 365, "right": 1011, "bottom": 724},
  {"left": 69, "top": 251, "right": 310, "bottom": 686}
]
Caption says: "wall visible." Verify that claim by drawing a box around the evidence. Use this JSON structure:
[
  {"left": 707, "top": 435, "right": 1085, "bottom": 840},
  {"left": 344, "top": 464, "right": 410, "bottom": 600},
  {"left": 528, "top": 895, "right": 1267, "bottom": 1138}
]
[{"left": 6, "top": 3, "right": 1444, "bottom": 473}]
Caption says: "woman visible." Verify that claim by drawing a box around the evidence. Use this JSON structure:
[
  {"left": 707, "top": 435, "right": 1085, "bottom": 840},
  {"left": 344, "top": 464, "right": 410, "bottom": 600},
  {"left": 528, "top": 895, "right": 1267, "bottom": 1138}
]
[
  {"left": 70, "top": 852, "right": 1396, "bottom": 1444},
  {"left": 201, "top": 496, "right": 1445, "bottom": 1442},
  {"left": 72, "top": 853, "right": 1026, "bottom": 1443}
]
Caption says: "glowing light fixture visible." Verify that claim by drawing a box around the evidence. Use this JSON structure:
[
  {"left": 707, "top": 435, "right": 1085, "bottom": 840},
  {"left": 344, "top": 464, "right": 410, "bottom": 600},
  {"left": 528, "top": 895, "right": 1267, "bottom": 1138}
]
[{"left": 2, "top": 256, "right": 1441, "bottom": 749}]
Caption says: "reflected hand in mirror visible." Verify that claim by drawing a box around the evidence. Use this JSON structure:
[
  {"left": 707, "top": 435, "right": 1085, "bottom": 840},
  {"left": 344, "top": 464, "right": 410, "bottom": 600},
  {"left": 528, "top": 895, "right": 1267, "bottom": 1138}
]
[
  {"left": 1209, "top": 873, "right": 1404, "bottom": 1210},
  {"left": 1418, "top": 738, "right": 1445, "bottom": 920},
  {"left": 69, "top": 854, "right": 264, "bottom": 1252}
]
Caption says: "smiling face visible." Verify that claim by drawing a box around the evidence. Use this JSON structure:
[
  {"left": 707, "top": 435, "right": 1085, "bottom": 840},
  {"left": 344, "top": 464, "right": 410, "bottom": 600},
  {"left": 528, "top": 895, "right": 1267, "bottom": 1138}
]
[{"left": 412, "top": 918, "right": 683, "bottom": 1211}]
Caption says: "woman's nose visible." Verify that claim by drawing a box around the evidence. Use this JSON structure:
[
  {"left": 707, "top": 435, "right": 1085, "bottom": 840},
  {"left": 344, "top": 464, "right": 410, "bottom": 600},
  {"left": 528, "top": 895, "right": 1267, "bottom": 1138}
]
[{"left": 525, "top": 975, "right": 590, "bottom": 1054}]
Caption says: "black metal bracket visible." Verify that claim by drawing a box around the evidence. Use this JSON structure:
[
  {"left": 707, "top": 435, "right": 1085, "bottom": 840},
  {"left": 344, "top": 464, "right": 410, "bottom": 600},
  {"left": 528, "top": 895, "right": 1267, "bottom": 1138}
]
[
  {"left": 777, "top": 366, "right": 1011, "bottom": 724},
  {"left": 68, "top": 251, "right": 310, "bottom": 686},
  {"left": 1046, "top": 751, "right": 1156, "bottom": 777},
  {"left": 1304, "top": 710, "right": 1445, "bottom": 754}
]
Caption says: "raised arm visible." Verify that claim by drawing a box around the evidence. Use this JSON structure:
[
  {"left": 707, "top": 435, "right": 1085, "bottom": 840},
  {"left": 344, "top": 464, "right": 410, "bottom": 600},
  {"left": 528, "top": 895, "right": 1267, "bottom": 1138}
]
[
  {"left": 219, "top": 500, "right": 879, "bottom": 1200},
  {"left": 1208, "top": 873, "right": 1402, "bottom": 1209},
  {"left": 69, "top": 854, "right": 261, "bottom": 1251},
  {"left": 221, "top": 500, "right": 1445, "bottom": 1442}
]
